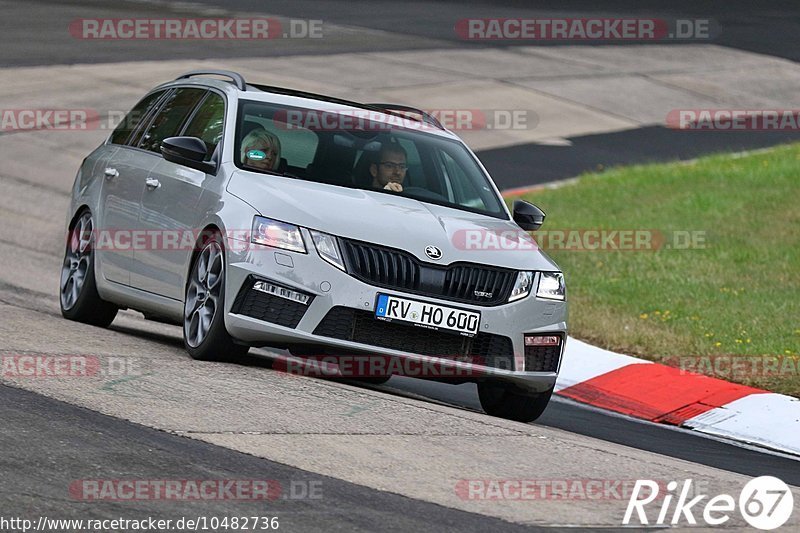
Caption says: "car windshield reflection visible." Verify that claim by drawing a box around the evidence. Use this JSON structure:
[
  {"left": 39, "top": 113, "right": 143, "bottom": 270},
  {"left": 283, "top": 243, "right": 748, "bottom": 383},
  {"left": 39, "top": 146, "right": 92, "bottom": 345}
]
[{"left": 235, "top": 100, "right": 507, "bottom": 219}]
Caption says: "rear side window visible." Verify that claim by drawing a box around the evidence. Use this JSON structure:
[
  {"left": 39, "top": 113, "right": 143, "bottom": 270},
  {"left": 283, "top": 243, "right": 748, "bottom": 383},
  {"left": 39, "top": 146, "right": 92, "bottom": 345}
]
[
  {"left": 182, "top": 92, "right": 225, "bottom": 160},
  {"left": 137, "top": 88, "right": 206, "bottom": 153},
  {"left": 109, "top": 90, "right": 165, "bottom": 146}
]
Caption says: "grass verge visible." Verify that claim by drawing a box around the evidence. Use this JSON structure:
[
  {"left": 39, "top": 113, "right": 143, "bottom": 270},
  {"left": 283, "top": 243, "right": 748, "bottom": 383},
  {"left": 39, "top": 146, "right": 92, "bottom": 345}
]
[{"left": 512, "top": 143, "right": 800, "bottom": 396}]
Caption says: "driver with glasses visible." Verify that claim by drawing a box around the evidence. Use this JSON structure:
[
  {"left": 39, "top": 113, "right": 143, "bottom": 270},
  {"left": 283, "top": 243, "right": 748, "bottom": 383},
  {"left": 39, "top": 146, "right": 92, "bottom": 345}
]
[{"left": 370, "top": 142, "right": 407, "bottom": 193}]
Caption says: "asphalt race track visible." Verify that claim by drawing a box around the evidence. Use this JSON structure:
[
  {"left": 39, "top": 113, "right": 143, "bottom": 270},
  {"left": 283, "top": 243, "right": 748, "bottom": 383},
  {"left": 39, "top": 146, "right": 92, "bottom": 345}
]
[
  {"left": 1, "top": 0, "right": 799, "bottom": 530},
  {"left": 0, "top": 384, "right": 541, "bottom": 533}
]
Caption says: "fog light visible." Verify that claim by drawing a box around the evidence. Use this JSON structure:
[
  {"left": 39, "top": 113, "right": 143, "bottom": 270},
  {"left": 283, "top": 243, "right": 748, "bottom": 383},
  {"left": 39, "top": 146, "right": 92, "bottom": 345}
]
[
  {"left": 253, "top": 281, "right": 311, "bottom": 305},
  {"left": 524, "top": 335, "right": 561, "bottom": 346}
]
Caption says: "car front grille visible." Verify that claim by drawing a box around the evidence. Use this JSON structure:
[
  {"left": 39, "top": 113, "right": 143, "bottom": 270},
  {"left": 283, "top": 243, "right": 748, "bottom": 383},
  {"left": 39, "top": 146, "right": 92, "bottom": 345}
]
[
  {"left": 231, "top": 277, "right": 312, "bottom": 328},
  {"left": 524, "top": 343, "right": 562, "bottom": 372},
  {"left": 339, "top": 238, "right": 517, "bottom": 306},
  {"left": 313, "top": 306, "right": 515, "bottom": 370}
]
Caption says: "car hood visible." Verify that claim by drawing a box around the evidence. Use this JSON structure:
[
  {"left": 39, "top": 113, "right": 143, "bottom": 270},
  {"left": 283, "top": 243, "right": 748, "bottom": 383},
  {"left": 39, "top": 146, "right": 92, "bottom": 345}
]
[{"left": 228, "top": 170, "right": 559, "bottom": 271}]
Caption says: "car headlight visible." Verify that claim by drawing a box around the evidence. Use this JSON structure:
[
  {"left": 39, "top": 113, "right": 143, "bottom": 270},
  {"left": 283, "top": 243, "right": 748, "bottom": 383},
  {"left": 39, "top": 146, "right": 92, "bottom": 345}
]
[
  {"left": 251, "top": 216, "right": 306, "bottom": 253},
  {"left": 310, "top": 230, "right": 345, "bottom": 271},
  {"left": 537, "top": 272, "right": 565, "bottom": 301},
  {"left": 508, "top": 271, "right": 533, "bottom": 302}
]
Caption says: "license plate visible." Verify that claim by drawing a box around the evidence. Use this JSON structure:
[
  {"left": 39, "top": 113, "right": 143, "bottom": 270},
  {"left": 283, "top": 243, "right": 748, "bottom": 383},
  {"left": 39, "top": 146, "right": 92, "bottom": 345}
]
[{"left": 374, "top": 294, "right": 480, "bottom": 337}]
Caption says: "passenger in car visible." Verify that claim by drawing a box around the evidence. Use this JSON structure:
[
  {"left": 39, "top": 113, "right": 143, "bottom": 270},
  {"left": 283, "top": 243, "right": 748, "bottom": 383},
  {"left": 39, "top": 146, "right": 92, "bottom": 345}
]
[
  {"left": 241, "top": 128, "right": 282, "bottom": 171},
  {"left": 370, "top": 143, "right": 407, "bottom": 192}
]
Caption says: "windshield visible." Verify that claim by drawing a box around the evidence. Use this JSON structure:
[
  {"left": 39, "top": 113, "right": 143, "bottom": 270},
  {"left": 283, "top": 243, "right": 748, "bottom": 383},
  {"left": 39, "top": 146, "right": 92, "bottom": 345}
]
[{"left": 234, "top": 100, "right": 507, "bottom": 218}]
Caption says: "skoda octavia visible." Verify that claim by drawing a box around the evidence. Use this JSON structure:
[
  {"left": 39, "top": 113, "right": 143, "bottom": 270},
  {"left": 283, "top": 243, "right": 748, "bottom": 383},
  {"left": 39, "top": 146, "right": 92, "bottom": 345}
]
[{"left": 60, "top": 70, "right": 567, "bottom": 422}]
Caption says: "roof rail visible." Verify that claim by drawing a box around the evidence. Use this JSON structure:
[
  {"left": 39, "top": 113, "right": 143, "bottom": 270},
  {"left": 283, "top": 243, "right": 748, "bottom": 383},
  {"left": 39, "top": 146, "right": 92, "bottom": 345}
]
[
  {"left": 367, "top": 104, "right": 444, "bottom": 130},
  {"left": 248, "top": 84, "right": 376, "bottom": 110},
  {"left": 175, "top": 70, "right": 247, "bottom": 91}
]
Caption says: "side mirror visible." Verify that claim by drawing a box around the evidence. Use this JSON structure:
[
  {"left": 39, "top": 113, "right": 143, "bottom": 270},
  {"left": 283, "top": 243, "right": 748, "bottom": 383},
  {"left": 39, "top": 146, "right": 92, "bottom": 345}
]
[
  {"left": 512, "top": 200, "right": 546, "bottom": 231},
  {"left": 161, "top": 137, "right": 216, "bottom": 174}
]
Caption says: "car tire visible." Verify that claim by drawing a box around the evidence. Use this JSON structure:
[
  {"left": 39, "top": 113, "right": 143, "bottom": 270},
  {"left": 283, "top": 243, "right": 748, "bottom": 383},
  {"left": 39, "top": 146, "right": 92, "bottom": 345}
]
[
  {"left": 477, "top": 382, "right": 553, "bottom": 422},
  {"left": 60, "top": 210, "right": 118, "bottom": 327},
  {"left": 184, "top": 233, "right": 249, "bottom": 362}
]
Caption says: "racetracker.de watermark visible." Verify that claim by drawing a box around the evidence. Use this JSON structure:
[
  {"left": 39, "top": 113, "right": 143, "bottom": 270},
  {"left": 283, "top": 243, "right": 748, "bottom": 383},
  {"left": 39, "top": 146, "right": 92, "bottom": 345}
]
[
  {"left": 70, "top": 479, "right": 279, "bottom": 501},
  {"left": 666, "top": 355, "right": 800, "bottom": 380},
  {"left": 272, "top": 354, "right": 501, "bottom": 379},
  {"left": 0, "top": 109, "right": 98, "bottom": 132},
  {"left": 272, "top": 108, "right": 537, "bottom": 131},
  {"left": 67, "top": 228, "right": 251, "bottom": 252},
  {"left": 455, "top": 479, "right": 677, "bottom": 501},
  {"left": 69, "top": 18, "right": 323, "bottom": 40},
  {"left": 455, "top": 18, "right": 716, "bottom": 41},
  {"left": 69, "top": 479, "right": 322, "bottom": 501},
  {"left": 451, "top": 229, "right": 707, "bottom": 252},
  {"left": 1, "top": 108, "right": 160, "bottom": 132},
  {"left": 1, "top": 354, "right": 143, "bottom": 378},
  {"left": 667, "top": 109, "right": 800, "bottom": 131}
]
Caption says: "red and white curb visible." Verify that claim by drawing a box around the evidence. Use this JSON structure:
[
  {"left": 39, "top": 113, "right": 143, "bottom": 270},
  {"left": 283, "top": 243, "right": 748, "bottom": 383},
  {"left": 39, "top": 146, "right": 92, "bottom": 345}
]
[{"left": 555, "top": 338, "right": 800, "bottom": 456}]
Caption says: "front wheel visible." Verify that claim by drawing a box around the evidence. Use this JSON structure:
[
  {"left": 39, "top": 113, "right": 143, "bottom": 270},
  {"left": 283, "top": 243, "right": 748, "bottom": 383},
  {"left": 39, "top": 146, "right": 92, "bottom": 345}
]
[
  {"left": 477, "top": 382, "right": 553, "bottom": 422},
  {"left": 183, "top": 234, "right": 249, "bottom": 362},
  {"left": 60, "top": 210, "right": 118, "bottom": 327}
]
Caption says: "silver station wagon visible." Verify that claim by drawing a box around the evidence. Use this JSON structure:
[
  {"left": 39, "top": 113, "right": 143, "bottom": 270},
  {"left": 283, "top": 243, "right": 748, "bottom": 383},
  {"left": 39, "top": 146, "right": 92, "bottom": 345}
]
[{"left": 60, "top": 70, "right": 567, "bottom": 422}]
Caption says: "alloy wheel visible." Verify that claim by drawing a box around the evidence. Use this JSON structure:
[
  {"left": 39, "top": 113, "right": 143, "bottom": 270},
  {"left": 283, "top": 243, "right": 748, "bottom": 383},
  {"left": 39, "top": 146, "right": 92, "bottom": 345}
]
[
  {"left": 60, "top": 212, "right": 93, "bottom": 311},
  {"left": 184, "top": 240, "right": 224, "bottom": 348}
]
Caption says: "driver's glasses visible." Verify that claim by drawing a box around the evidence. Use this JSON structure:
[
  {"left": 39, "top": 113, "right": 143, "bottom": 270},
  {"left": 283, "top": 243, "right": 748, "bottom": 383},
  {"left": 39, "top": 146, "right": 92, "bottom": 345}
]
[{"left": 379, "top": 162, "right": 408, "bottom": 171}]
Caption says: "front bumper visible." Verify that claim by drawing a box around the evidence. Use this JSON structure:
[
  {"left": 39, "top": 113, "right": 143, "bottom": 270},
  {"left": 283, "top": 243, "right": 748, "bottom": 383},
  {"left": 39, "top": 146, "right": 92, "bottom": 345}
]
[{"left": 224, "top": 235, "right": 567, "bottom": 393}]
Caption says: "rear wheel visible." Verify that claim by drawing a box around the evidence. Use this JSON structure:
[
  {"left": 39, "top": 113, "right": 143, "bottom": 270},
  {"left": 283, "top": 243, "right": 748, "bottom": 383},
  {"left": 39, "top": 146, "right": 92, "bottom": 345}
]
[
  {"left": 183, "top": 234, "right": 249, "bottom": 362},
  {"left": 477, "top": 382, "right": 553, "bottom": 422},
  {"left": 59, "top": 210, "right": 118, "bottom": 327}
]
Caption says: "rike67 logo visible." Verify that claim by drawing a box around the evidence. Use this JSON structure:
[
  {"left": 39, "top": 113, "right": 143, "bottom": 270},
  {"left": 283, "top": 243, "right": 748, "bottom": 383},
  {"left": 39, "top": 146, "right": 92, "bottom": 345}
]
[{"left": 624, "top": 476, "right": 794, "bottom": 530}]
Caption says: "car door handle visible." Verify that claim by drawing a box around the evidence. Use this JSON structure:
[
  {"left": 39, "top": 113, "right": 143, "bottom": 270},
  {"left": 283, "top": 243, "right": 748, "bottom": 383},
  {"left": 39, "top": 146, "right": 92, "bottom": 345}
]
[
  {"left": 145, "top": 177, "right": 161, "bottom": 190},
  {"left": 104, "top": 167, "right": 118, "bottom": 179}
]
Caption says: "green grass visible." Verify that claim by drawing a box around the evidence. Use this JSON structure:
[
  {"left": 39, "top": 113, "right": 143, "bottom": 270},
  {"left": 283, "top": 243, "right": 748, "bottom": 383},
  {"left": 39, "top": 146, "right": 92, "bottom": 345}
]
[{"left": 512, "top": 143, "right": 800, "bottom": 396}]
